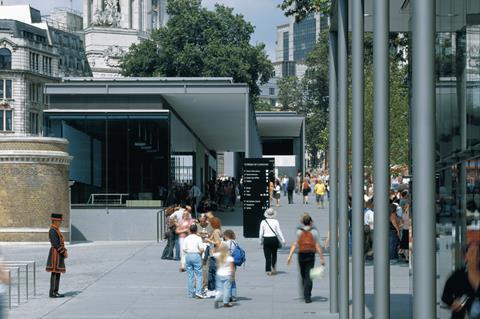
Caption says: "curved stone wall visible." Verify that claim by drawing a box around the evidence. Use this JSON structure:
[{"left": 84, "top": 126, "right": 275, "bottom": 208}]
[{"left": 0, "top": 137, "right": 72, "bottom": 241}]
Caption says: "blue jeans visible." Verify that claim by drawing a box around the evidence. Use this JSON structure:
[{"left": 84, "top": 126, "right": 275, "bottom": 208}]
[
  {"left": 185, "top": 253, "right": 202, "bottom": 297},
  {"left": 174, "top": 235, "right": 180, "bottom": 260},
  {"left": 215, "top": 275, "right": 232, "bottom": 304}
]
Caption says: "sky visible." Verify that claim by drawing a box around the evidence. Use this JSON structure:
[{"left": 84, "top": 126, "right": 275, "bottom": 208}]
[{"left": 2, "top": 0, "right": 289, "bottom": 59}]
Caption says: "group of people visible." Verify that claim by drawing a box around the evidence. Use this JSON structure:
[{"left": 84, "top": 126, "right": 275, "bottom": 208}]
[
  {"left": 259, "top": 208, "right": 326, "bottom": 303},
  {"left": 162, "top": 204, "right": 240, "bottom": 308},
  {"left": 362, "top": 189, "right": 410, "bottom": 262},
  {"left": 162, "top": 200, "right": 327, "bottom": 305},
  {"left": 270, "top": 172, "right": 329, "bottom": 208}
]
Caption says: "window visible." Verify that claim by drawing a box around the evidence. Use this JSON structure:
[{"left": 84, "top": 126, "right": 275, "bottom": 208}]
[
  {"left": 29, "top": 52, "right": 39, "bottom": 72},
  {"left": 0, "top": 48, "right": 11, "bottom": 70},
  {"left": 29, "top": 112, "right": 39, "bottom": 134},
  {"left": 270, "top": 99, "right": 277, "bottom": 107},
  {"left": 0, "top": 79, "right": 12, "bottom": 99},
  {"left": 0, "top": 109, "right": 13, "bottom": 131},
  {"left": 42, "top": 56, "right": 52, "bottom": 75},
  {"left": 29, "top": 82, "right": 42, "bottom": 102},
  {"left": 269, "top": 88, "right": 275, "bottom": 95}
]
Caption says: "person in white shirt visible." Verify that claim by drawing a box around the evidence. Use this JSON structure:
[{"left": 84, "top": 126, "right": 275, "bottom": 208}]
[
  {"left": 182, "top": 224, "right": 205, "bottom": 299},
  {"left": 213, "top": 243, "right": 235, "bottom": 308},
  {"left": 364, "top": 199, "right": 375, "bottom": 257},
  {"left": 259, "top": 208, "right": 286, "bottom": 275}
]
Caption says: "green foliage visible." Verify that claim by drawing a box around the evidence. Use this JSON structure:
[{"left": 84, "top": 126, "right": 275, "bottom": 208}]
[
  {"left": 120, "top": 0, "right": 273, "bottom": 97},
  {"left": 253, "top": 98, "right": 274, "bottom": 112},
  {"left": 279, "top": 0, "right": 331, "bottom": 20}
]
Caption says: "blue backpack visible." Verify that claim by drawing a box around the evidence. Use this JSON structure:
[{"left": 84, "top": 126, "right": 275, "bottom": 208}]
[{"left": 230, "top": 241, "right": 246, "bottom": 266}]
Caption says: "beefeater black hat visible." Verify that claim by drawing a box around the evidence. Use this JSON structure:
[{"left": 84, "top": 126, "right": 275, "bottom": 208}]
[{"left": 50, "top": 213, "right": 63, "bottom": 221}]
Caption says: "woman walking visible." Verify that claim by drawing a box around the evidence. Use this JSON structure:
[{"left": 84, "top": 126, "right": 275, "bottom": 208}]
[
  {"left": 301, "top": 178, "right": 311, "bottom": 204},
  {"left": 213, "top": 243, "right": 235, "bottom": 308},
  {"left": 287, "top": 213, "right": 325, "bottom": 303},
  {"left": 259, "top": 208, "right": 286, "bottom": 276}
]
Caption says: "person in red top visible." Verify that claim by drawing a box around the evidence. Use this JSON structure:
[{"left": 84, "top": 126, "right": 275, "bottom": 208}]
[{"left": 46, "top": 213, "right": 68, "bottom": 298}]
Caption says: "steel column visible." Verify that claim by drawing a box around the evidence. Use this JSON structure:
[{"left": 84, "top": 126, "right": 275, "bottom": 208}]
[
  {"left": 338, "top": 0, "right": 349, "bottom": 317},
  {"left": 328, "top": 31, "right": 339, "bottom": 314},
  {"left": 373, "top": 0, "right": 390, "bottom": 317},
  {"left": 412, "top": 0, "right": 436, "bottom": 317},
  {"left": 352, "top": 0, "right": 365, "bottom": 317}
]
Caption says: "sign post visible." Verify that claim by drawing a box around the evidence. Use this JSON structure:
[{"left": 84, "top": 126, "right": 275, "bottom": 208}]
[{"left": 243, "top": 158, "right": 274, "bottom": 238}]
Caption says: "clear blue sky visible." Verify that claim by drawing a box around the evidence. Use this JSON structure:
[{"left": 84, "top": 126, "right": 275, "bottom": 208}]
[{"left": 3, "top": 0, "right": 289, "bottom": 59}]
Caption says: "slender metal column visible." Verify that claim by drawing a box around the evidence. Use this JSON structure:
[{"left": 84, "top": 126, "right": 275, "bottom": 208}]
[
  {"left": 412, "top": 0, "right": 436, "bottom": 317},
  {"left": 338, "top": 0, "right": 349, "bottom": 317},
  {"left": 352, "top": 0, "right": 364, "bottom": 317},
  {"left": 373, "top": 0, "right": 390, "bottom": 317},
  {"left": 328, "top": 31, "right": 339, "bottom": 314}
]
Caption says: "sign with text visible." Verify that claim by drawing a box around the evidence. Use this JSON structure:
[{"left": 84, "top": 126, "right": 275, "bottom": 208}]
[{"left": 243, "top": 158, "right": 274, "bottom": 238}]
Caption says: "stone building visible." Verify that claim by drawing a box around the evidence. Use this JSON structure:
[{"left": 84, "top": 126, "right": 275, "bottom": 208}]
[
  {"left": 0, "top": 4, "right": 91, "bottom": 136},
  {"left": 83, "top": 0, "right": 168, "bottom": 77}
]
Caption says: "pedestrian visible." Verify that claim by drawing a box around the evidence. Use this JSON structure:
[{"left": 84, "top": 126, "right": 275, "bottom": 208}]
[
  {"left": 205, "top": 212, "right": 222, "bottom": 294},
  {"left": 46, "top": 213, "right": 68, "bottom": 298},
  {"left": 274, "top": 180, "right": 281, "bottom": 207},
  {"left": 313, "top": 179, "right": 326, "bottom": 208},
  {"left": 287, "top": 175, "right": 295, "bottom": 204},
  {"left": 213, "top": 243, "right": 234, "bottom": 308},
  {"left": 301, "top": 178, "right": 311, "bottom": 204},
  {"left": 389, "top": 203, "right": 400, "bottom": 261},
  {"left": 286, "top": 213, "right": 326, "bottom": 304},
  {"left": 282, "top": 175, "right": 289, "bottom": 196},
  {"left": 183, "top": 224, "right": 205, "bottom": 299},
  {"left": 223, "top": 230, "right": 238, "bottom": 302},
  {"left": 176, "top": 210, "right": 195, "bottom": 271},
  {"left": 442, "top": 241, "right": 480, "bottom": 319},
  {"left": 189, "top": 184, "right": 202, "bottom": 218},
  {"left": 161, "top": 217, "right": 176, "bottom": 260},
  {"left": 259, "top": 208, "right": 286, "bottom": 276}
]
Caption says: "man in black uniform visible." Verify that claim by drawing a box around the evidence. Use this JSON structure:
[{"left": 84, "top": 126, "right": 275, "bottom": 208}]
[{"left": 46, "top": 213, "right": 68, "bottom": 298}]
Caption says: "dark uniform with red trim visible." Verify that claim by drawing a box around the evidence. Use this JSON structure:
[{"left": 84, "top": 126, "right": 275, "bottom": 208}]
[{"left": 46, "top": 213, "right": 67, "bottom": 298}]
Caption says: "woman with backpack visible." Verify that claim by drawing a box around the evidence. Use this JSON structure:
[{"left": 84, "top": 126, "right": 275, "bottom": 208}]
[
  {"left": 301, "top": 178, "right": 311, "bottom": 204},
  {"left": 286, "top": 213, "right": 326, "bottom": 303},
  {"left": 223, "top": 229, "right": 239, "bottom": 302},
  {"left": 259, "top": 208, "right": 286, "bottom": 276}
]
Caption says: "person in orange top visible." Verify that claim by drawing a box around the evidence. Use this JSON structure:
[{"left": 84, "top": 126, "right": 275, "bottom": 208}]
[{"left": 46, "top": 213, "right": 68, "bottom": 298}]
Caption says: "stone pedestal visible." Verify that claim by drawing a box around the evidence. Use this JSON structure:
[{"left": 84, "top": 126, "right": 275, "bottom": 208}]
[{"left": 0, "top": 137, "right": 72, "bottom": 242}]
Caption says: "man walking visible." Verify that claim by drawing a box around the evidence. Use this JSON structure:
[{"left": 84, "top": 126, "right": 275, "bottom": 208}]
[
  {"left": 287, "top": 213, "right": 325, "bottom": 303},
  {"left": 46, "top": 213, "right": 68, "bottom": 298},
  {"left": 287, "top": 176, "right": 295, "bottom": 204}
]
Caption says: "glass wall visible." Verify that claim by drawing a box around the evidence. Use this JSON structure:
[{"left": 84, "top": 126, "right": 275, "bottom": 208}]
[
  {"left": 44, "top": 112, "right": 170, "bottom": 205},
  {"left": 434, "top": 1, "right": 480, "bottom": 318},
  {"left": 293, "top": 13, "right": 317, "bottom": 61}
]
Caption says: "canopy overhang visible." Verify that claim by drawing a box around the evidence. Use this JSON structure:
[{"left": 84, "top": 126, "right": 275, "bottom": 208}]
[{"left": 44, "top": 78, "right": 251, "bottom": 153}]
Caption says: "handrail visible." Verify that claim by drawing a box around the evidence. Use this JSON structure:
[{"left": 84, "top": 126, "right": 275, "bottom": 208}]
[
  {"left": 87, "top": 193, "right": 129, "bottom": 206},
  {"left": 4, "top": 266, "right": 19, "bottom": 306},
  {"left": 3, "top": 261, "right": 35, "bottom": 296},
  {"left": 156, "top": 208, "right": 166, "bottom": 243}
]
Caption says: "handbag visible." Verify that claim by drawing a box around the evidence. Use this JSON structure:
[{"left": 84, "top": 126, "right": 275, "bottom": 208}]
[{"left": 265, "top": 220, "right": 282, "bottom": 249}]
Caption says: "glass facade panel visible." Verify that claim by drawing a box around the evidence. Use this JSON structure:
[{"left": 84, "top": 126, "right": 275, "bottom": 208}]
[
  {"left": 293, "top": 13, "right": 317, "bottom": 61},
  {"left": 5, "top": 110, "right": 12, "bottom": 131},
  {"left": 44, "top": 112, "right": 169, "bottom": 205},
  {"left": 434, "top": 2, "right": 480, "bottom": 318},
  {"left": 283, "top": 31, "right": 289, "bottom": 61}
]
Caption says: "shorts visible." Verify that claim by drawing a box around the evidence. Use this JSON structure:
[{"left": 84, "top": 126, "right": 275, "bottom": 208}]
[
  {"left": 316, "top": 194, "right": 324, "bottom": 202},
  {"left": 274, "top": 193, "right": 280, "bottom": 199}
]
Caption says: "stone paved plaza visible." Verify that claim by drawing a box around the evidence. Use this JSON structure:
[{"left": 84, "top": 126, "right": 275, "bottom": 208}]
[{"left": 1, "top": 193, "right": 410, "bottom": 319}]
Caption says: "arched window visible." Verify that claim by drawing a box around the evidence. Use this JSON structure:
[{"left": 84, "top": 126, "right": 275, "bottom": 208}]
[{"left": 0, "top": 48, "right": 12, "bottom": 70}]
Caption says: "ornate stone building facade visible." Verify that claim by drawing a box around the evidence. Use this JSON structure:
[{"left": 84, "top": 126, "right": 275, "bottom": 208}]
[
  {"left": 83, "top": 0, "right": 168, "bottom": 77},
  {"left": 0, "top": 5, "right": 91, "bottom": 136}
]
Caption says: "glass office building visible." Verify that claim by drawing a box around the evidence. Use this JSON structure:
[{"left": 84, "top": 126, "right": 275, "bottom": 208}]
[{"left": 433, "top": 1, "right": 480, "bottom": 317}]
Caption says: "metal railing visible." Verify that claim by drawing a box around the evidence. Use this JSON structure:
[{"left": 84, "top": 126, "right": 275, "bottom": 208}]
[
  {"left": 87, "top": 193, "right": 129, "bottom": 206},
  {"left": 3, "top": 261, "right": 36, "bottom": 309},
  {"left": 156, "top": 208, "right": 166, "bottom": 243}
]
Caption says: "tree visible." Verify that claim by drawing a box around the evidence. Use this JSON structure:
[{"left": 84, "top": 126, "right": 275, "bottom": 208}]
[
  {"left": 120, "top": 0, "right": 273, "bottom": 98},
  {"left": 279, "top": 0, "right": 331, "bottom": 21}
]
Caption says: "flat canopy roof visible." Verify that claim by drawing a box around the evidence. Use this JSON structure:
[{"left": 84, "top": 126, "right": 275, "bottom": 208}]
[
  {"left": 45, "top": 78, "right": 250, "bottom": 152},
  {"left": 256, "top": 112, "right": 304, "bottom": 138}
]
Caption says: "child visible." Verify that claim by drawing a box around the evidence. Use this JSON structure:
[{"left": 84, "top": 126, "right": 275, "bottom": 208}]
[
  {"left": 213, "top": 243, "right": 234, "bottom": 308},
  {"left": 223, "top": 230, "right": 237, "bottom": 302}
]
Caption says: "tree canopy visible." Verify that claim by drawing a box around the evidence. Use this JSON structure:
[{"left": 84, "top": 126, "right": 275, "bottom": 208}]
[{"left": 120, "top": 0, "right": 273, "bottom": 97}]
